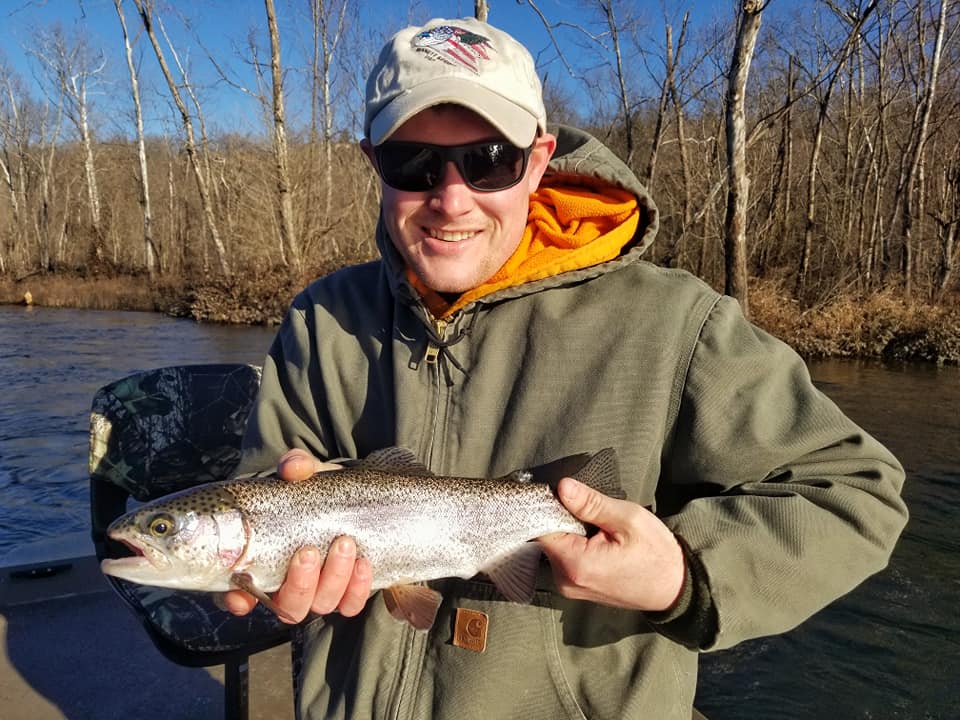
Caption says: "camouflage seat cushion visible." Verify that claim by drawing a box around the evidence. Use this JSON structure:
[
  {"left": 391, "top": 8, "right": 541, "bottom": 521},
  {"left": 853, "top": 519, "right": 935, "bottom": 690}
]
[{"left": 89, "top": 364, "right": 289, "bottom": 656}]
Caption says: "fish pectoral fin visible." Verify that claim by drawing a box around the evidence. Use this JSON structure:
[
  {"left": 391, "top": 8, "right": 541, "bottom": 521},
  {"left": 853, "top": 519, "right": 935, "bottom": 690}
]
[
  {"left": 481, "top": 543, "right": 542, "bottom": 604},
  {"left": 230, "top": 572, "right": 298, "bottom": 624},
  {"left": 382, "top": 584, "right": 443, "bottom": 631}
]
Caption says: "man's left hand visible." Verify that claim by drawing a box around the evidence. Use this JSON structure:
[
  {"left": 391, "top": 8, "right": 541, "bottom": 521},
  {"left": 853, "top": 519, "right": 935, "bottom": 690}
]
[{"left": 538, "top": 477, "right": 685, "bottom": 612}]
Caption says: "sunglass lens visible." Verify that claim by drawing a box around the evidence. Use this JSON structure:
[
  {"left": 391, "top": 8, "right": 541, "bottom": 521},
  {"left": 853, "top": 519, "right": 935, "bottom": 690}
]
[
  {"left": 378, "top": 145, "right": 442, "bottom": 192},
  {"left": 463, "top": 144, "right": 525, "bottom": 190}
]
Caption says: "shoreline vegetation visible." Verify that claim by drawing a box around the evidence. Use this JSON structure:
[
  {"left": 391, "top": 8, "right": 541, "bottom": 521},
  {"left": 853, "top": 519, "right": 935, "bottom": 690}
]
[
  {"left": 2, "top": 4, "right": 958, "bottom": 364},
  {"left": 3, "top": 271, "right": 959, "bottom": 366}
]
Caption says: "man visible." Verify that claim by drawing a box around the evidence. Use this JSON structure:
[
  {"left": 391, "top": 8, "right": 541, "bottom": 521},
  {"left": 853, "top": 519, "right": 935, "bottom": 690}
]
[{"left": 226, "top": 17, "right": 907, "bottom": 720}]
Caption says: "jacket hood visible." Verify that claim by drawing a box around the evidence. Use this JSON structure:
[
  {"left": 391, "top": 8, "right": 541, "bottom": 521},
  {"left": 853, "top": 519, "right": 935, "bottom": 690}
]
[{"left": 376, "top": 123, "right": 659, "bottom": 310}]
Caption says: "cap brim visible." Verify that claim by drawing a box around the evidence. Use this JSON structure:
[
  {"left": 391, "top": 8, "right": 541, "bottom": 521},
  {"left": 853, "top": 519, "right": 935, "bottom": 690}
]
[{"left": 369, "top": 78, "right": 539, "bottom": 147}]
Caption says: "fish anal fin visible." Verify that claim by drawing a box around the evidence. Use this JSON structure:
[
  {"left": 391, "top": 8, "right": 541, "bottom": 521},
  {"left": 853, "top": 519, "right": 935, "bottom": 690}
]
[
  {"left": 362, "top": 447, "right": 433, "bottom": 476},
  {"left": 382, "top": 584, "right": 443, "bottom": 631},
  {"left": 230, "top": 572, "right": 297, "bottom": 624},
  {"left": 481, "top": 543, "right": 542, "bottom": 604}
]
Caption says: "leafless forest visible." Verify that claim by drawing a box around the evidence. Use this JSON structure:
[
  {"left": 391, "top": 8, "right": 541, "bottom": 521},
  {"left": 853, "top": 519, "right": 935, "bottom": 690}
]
[{"left": 1, "top": 1, "right": 958, "bottom": 343}]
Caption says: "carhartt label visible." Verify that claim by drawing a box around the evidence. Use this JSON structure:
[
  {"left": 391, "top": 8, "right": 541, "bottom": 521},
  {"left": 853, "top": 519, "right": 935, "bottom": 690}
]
[{"left": 453, "top": 608, "right": 488, "bottom": 652}]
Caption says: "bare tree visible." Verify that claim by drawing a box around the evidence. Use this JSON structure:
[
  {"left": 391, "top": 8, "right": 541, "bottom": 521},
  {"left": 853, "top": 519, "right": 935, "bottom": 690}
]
[
  {"left": 796, "top": 1, "right": 878, "bottom": 299},
  {"left": 723, "top": 0, "right": 769, "bottom": 317},
  {"left": 132, "top": 0, "right": 231, "bottom": 279},
  {"left": 309, "top": 0, "right": 351, "bottom": 226},
  {"left": 601, "top": 0, "right": 636, "bottom": 166},
  {"left": 34, "top": 26, "right": 107, "bottom": 265},
  {"left": 0, "top": 66, "right": 28, "bottom": 272},
  {"left": 896, "top": 0, "right": 949, "bottom": 297},
  {"left": 114, "top": 0, "right": 158, "bottom": 277},
  {"left": 933, "top": 141, "right": 960, "bottom": 297},
  {"left": 264, "top": 0, "right": 302, "bottom": 273},
  {"left": 643, "top": 21, "right": 673, "bottom": 188}
]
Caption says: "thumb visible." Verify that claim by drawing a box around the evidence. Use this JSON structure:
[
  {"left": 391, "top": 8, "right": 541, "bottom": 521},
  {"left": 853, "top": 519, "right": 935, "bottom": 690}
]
[
  {"left": 555, "top": 476, "right": 633, "bottom": 531},
  {"left": 277, "top": 449, "right": 341, "bottom": 482}
]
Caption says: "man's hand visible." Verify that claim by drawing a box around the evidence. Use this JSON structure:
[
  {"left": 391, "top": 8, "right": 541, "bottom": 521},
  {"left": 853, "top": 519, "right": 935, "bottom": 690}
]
[
  {"left": 222, "top": 449, "right": 374, "bottom": 623},
  {"left": 538, "top": 477, "right": 686, "bottom": 612}
]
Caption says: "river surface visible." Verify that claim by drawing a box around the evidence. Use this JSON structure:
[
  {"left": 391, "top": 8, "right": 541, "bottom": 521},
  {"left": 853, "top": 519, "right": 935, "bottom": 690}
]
[{"left": 1, "top": 305, "right": 957, "bottom": 718}]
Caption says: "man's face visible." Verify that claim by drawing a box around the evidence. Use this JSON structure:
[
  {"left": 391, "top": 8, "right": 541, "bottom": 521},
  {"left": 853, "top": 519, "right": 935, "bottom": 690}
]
[{"left": 362, "top": 106, "right": 556, "bottom": 294}]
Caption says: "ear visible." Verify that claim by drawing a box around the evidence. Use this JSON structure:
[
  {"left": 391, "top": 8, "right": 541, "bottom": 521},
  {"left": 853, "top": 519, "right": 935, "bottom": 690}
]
[{"left": 525, "top": 132, "right": 557, "bottom": 193}]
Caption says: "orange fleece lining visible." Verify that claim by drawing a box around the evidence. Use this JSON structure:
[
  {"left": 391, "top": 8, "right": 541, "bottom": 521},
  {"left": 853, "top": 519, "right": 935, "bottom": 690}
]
[{"left": 408, "top": 181, "right": 640, "bottom": 319}]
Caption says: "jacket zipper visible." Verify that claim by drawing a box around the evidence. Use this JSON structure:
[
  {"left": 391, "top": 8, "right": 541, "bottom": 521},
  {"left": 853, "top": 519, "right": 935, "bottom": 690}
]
[{"left": 423, "top": 317, "right": 447, "bottom": 469}]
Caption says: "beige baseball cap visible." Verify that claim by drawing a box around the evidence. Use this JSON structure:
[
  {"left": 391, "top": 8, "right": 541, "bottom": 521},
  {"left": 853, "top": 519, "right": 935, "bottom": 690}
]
[{"left": 365, "top": 18, "right": 547, "bottom": 147}]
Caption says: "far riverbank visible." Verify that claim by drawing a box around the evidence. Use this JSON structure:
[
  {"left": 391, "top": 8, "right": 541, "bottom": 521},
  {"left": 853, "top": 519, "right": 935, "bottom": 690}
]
[{"left": 3, "top": 271, "right": 959, "bottom": 365}]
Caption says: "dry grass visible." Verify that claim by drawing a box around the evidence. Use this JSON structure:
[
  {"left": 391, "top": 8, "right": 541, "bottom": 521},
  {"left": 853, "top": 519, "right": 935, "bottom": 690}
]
[
  {"left": 0, "top": 274, "right": 161, "bottom": 312},
  {"left": 750, "top": 278, "right": 960, "bottom": 365}
]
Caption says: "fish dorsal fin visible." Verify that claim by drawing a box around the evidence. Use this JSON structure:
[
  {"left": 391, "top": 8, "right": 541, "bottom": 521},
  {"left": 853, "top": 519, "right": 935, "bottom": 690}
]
[
  {"left": 480, "top": 543, "right": 542, "bottom": 604},
  {"left": 361, "top": 447, "right": 433, "bottom": 476},
  {"left": 573, "top": 447, "right": 625, "bottom": 499},
  {"left": 382, "top": 584, "right": 443, "bottom": 630}
]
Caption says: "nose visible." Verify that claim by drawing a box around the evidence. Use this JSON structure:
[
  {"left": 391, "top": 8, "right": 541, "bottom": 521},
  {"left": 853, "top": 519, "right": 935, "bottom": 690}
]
[{"left": 427, "top": 161, "right": 473, "bottom": 216}]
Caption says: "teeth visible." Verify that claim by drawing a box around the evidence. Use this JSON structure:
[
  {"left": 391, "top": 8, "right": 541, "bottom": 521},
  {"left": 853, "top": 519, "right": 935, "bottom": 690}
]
[{"left": 428, "top": 228, "right": 475, "bottom": 242}]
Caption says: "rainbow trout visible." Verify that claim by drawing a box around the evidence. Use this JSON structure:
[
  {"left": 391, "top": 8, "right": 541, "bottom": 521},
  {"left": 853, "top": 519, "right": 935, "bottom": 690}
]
[{"left": 101, "top": 446, "right": 621, "bottom": 630}]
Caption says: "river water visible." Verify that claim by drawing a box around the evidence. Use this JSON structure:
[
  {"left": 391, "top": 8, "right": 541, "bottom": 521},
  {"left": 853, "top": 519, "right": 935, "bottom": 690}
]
[{"left": 1, "top": 305, "right": 957, "bottom": 718}]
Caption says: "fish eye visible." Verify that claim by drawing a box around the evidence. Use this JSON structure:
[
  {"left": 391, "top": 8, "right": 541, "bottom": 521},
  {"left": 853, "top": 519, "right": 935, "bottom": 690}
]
[{"left": 147, "top": 513, "right": 177, "bottom": 537}]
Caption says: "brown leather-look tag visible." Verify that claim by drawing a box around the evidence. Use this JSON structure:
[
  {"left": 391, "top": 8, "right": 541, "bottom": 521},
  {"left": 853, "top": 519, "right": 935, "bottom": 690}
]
[{"left": 453, "top": 608, "right": 488, "bottom": 653}]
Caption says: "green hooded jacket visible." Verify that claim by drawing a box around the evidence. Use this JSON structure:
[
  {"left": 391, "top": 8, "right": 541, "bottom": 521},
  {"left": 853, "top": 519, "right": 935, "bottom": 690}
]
[{"left": 238, "top": 125, "right": 908, "bottom": 720}]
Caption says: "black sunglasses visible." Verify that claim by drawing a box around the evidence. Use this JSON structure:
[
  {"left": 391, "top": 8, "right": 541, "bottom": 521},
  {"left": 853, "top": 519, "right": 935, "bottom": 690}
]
[{"left": 374, "top": 141, "right": 533, "bottom": 193}]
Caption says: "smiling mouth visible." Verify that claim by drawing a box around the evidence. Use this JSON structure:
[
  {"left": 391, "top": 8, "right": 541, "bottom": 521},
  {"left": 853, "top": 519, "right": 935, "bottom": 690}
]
[{"left": 427, "top": 228, "right": 476, "bottom": 242}]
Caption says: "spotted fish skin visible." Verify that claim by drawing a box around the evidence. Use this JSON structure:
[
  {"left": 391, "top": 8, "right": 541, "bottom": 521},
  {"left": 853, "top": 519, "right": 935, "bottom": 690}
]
[{"left": 101, "top": 447, "right": 621, "bottom": 625}]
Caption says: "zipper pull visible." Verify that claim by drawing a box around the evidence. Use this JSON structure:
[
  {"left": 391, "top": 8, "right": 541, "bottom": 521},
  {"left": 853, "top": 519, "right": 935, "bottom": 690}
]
[{"left": 425, "top": 319, "right": 448, "bottom": 366}]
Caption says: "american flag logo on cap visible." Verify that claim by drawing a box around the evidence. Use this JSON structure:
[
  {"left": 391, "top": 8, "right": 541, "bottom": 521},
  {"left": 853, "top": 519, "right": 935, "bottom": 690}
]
[{"left": 412, "top": 25, "right": 494, "bottom": 74}]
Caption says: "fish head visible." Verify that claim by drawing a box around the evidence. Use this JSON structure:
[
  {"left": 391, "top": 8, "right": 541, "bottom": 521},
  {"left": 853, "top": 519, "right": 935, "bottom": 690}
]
[{"left": 100, "top": 485, "right": 248, "bottom": 591}]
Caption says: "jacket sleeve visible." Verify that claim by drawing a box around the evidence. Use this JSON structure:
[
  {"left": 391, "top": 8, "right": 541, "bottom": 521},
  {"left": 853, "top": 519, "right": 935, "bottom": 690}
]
[{"left": 656, "top": 295, "right": 908, "bottom": 651}]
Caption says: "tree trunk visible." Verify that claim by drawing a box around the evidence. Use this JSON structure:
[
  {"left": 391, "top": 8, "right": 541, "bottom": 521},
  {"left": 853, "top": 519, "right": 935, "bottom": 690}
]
[
  {"left": 114, "top": 0, "right": 158, "bottom": 277},
  {"left": 475, "top": 0, "right": 489, "bottom": 22},
  {"left": 723, "top": 1, "right": 766, "bottom": 318},
  {"left": 603, "top": 1, "right": 634, "bottom": 167},
  {"left": 900, "top": 0, "right": 948, "bottom": 298},
  {"left": 669, "top": 15, "right": 692, "bottom": 239},
  {"left": 644, "top": 22, "right": 673, "bottom": 190},
  {"left": 265, "top": 0, "right": 302, "bottom": 274}
]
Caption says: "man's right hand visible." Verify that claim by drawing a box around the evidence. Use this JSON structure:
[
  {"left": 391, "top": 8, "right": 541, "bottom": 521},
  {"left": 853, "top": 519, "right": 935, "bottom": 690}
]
[{"left": 222, "top": 449, "right": 374, "bottom": 624}]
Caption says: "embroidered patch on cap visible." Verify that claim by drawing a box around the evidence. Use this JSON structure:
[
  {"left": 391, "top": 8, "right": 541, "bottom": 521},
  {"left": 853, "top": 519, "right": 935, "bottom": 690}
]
[{"left": 412, "top": 25, "right": 494, "bottom": 74}]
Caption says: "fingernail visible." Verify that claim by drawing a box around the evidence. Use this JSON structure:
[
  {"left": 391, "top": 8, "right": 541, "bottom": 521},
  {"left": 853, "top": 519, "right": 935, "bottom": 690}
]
[
  {"left": 561, "top": 478, "right": 582, "bottom": 502},
  {"left": 299, "top": 547, "right": 319, "bottom": 568},
  {"left": 335, "top": 537, "right": 355, "bottom": 555}
]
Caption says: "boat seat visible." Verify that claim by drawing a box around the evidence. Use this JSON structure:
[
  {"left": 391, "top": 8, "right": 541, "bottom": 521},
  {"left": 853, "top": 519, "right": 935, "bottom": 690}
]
[{"left": 88, "top": 363, "right": 291, "bottom": 720}]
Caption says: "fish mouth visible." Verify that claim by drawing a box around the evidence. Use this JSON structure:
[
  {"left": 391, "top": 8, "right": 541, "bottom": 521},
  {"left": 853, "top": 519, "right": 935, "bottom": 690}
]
[
  {"left": 100, "top": 555, "right": 155, "bottom": 573},
  {"left": 105, "top": 533, "right": 171, "bottom": 570}
]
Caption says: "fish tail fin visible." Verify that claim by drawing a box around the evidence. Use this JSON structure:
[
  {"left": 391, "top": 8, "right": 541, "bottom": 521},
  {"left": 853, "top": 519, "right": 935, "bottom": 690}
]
[
  {"left": 519, "top": 448, "right": 624, "bottom": 499},
  {"left": 573, "top": 447, "right": 625, "bottom": 499}
]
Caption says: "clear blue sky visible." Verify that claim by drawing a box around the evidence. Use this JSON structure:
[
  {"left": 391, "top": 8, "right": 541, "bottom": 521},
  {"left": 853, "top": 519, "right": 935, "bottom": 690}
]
[{"left": 0, "top": 0, "right": 742, "bottom": 138}]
